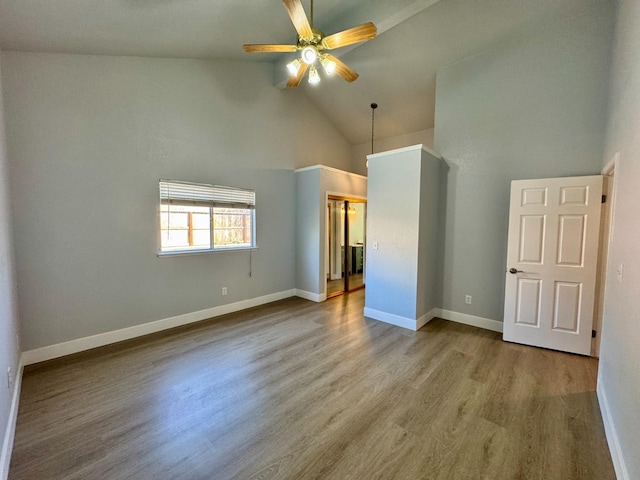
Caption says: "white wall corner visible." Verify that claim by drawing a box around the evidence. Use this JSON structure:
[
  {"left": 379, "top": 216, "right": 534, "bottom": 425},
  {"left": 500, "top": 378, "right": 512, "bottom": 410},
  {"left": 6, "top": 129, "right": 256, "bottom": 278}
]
[
  {"left": 416, "top": 308, "right": 439, "bottom": 330},
  {"left": 294, "top": 289, "right": 326, "bottom": 303},
  {"left": 597, "top": 378, "right": 630, "bottom": 480},
  {"left": 1, "top": 358, "right": 23, "bottom": 480},
  {"left": 22, "top": 290, "right": 296, "bottom": 366},
  {"left": 434, "top": 309, "right": 504, "bottom": 333}
]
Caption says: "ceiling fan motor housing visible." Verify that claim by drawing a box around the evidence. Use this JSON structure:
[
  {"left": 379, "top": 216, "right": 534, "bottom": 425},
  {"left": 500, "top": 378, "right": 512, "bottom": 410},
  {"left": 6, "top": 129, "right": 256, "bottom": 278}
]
[{"left": 242, "top": 0, "right": 377, "bottom": 87}]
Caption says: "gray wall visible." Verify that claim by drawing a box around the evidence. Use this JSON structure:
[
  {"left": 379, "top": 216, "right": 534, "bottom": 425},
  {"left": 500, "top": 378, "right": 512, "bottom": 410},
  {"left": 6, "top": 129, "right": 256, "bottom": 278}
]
[
  {"left": 0, "top": 52, "right": 353, "bottom": 351},
  {"left": 434, "top": 1, "right": 614, "bottom": 321},
  {"left": 598, "top": 0, "right": 640, "bottom": 478},
  {"left": 0, "top": 52, "right": 20, "bottom": 474}
]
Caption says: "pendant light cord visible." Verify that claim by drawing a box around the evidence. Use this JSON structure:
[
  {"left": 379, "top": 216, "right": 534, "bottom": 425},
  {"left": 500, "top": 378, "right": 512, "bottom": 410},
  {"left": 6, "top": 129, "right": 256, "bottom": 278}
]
[{"left": 370, "top": 103, "right": 378, "bottom": 155}]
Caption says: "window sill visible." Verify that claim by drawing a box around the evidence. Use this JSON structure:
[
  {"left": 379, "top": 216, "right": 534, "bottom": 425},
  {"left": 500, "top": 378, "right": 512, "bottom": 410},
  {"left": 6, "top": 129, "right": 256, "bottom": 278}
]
[{"left": 157, "top": 246, "right": 257, "bottom": 258}]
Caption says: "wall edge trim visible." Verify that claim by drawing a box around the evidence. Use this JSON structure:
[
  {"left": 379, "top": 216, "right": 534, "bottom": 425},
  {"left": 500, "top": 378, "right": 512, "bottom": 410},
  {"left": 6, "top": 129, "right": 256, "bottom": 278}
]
[
  {"left": 367, "top": 143, "right": 442, "bottom": 161},
  {"left": 435, "top": 309, "right": 504, "bottom": 333},
  {"left": 0, "top": 358, "right": 23, "bottom": 480},
  {"left": 416, "top": 308, "right": 439, "bottom": 330},
  {"left": 597, "top": 376, "right": 630, "bottom": 480},
  {"left": 294, "top": 289, "right": 326, "bottom": 303},
  {"left": 294, "top": 164, "right": 367, "bottom": 180},
  {"left": 364, "top": 307, "right": 415, "bottom": 330}
]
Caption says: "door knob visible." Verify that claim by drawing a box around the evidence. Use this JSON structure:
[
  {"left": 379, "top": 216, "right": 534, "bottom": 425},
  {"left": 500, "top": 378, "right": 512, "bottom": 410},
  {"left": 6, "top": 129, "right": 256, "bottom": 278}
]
[{"left": 509, "top": 268, "right": 523, "bottom": 274}]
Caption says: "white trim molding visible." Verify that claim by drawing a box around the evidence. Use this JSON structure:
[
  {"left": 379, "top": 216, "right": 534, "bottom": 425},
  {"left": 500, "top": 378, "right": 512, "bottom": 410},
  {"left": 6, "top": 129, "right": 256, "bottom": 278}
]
[
  {"left": 294, "top": 164, "right": 367, "bottom": 180},
  {"left": 602, "top": 151, "right": 619, "bottom": 176},
  {"left": 295, "top": 289, "right": 326, "bottom": 303},
  {"left": 1, "top": 359, "right": 23, "bottom": 480},
  {"left": 366, "top": 143, "right": 442, "bottom": 161},
  {"left": 417, "top": 308, "right": 439, "bottom": 330},
  {"left": 434, "top": 309, "right": 504, "bottom": 333},
  {"left": 597, "top": 379, "right": 630, "bottom": 480},
  {"left": 363, "top": 307, "right": 501, "bottom": 333},
  {"left": 364, "top": 307, "right": 438, "bottom": 331},
  {"left": 22, "top": 290, "right": 296, "bottom": 366}
]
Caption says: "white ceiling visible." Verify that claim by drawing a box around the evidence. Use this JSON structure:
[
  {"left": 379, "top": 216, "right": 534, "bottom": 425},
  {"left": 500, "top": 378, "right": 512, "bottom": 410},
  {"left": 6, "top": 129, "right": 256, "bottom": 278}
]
[{"left": 0, "top": 0, "right": 595, "bottom": 144}]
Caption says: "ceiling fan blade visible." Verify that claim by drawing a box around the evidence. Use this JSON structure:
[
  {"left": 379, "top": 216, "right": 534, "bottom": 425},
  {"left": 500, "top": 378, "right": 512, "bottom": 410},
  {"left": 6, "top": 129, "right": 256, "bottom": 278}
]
[
  {"left": 324, "top": 54, "right": 359, "bottom": 82},
  {"left": 282, "top": 0, "right": 313, "bottom": 40},
  {"left": 287, "top": 62, "right": 309, "bottom": 88},
  {"left": 243, "top": 44, "right": 298, "bottom": 53},
  {"left": 322, "top": 22, "right": 377, "bottom": 50}
]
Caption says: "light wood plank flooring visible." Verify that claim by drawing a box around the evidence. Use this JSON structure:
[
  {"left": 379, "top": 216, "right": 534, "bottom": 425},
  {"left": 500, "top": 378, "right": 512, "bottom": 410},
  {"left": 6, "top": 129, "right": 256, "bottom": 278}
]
[{"left": 9, "top": 291, "right": 615, "bottom": 479}]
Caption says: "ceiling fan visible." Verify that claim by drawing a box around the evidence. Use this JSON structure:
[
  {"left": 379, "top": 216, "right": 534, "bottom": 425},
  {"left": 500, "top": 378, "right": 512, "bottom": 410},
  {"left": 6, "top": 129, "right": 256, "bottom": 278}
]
[{"left": 243, "top": 0, "right": 377, "bottom": 87}]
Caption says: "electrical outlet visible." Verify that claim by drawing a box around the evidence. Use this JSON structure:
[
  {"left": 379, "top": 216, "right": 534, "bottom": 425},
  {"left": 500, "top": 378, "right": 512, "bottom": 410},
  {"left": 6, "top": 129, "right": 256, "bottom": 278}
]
[
  {"left": 222, "top": 287, "right": 228, "bottom": 296},
  {"left": 6, "top": 367, "right": 11, "bottom": 389},
  {"left": 373, "top": 241, "right": 378, "bottom": 250},
  {"left": 465, "top": 295, "right": 472, "bottom": 305}
]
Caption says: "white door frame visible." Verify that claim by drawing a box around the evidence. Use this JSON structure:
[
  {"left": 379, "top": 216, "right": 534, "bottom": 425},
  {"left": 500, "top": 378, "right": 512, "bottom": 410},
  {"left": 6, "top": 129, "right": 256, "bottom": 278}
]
[
  {"left": 323, "top": 191, "right": 367, "bottom": 299},
  {"left": 593, "top": 154, "right": 619, "bottom": 357}
]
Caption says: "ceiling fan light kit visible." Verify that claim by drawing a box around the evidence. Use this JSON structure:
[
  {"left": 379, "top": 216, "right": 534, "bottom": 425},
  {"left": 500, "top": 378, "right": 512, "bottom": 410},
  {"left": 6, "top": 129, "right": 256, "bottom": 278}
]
[
  {"left": 243, "top": 0, "right": 377, "bottom": 87},
  {"left": 308, "top": 65, "right": 321, "bottom": 84},
  {"left": 300, "top": 46, "right": 318, "bottom": 65},
  {"left": 286, "top": 58, "right": 303, "bottom": 76},
  {"left": 320, "top": 55, "right": 336, "bottom": 74}
]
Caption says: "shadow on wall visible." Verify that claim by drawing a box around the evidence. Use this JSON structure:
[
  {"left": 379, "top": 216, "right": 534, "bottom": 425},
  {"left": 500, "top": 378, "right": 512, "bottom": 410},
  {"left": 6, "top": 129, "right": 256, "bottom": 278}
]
[{"left": 435, "top": 159, "right": 451, "bottom": 312}]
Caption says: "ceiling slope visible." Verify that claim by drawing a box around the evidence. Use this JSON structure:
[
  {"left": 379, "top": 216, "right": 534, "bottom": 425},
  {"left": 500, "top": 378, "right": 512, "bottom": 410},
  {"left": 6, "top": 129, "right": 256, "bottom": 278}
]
[{"left": 0, "top": 0, "right": 607, "bottom": 144}]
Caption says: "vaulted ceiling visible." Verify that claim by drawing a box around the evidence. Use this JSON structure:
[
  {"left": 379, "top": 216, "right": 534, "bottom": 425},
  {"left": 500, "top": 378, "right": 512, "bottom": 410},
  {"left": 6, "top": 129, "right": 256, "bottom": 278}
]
[{"left": 0, "top": 0, "right": 595, "bottom": 144}]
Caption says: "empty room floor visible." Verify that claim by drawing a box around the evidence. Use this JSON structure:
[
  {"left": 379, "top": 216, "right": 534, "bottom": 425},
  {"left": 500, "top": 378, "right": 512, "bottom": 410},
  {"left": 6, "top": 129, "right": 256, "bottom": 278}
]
[{"left": 9, "top": 290, "right": 615, "bottom": 479}]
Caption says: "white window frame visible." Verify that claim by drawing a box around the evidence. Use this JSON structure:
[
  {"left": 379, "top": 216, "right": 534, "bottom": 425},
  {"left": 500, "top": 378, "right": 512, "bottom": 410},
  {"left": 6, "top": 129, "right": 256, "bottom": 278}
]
[{"left": 158, "top": 179, "right": 256, "bottom": 255}]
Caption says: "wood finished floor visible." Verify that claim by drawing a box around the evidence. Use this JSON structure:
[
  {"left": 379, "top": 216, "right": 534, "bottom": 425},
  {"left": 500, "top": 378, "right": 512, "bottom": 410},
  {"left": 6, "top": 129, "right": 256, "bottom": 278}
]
[{"left": 9, "top": 290, "right": 615, "bottom": 480}]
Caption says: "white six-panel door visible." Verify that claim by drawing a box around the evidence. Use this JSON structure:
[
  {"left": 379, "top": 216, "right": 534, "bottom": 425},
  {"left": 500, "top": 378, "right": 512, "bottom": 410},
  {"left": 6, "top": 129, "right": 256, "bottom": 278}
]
[{"left": 503, "top": 175, "right": 603, "bottom": 355}]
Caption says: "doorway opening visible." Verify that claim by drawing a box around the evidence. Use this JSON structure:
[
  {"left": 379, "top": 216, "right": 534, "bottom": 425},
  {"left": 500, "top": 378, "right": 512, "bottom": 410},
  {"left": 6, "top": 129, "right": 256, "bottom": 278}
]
[{"left": 326, "top": 196, "right": 366, "bottom": 298}]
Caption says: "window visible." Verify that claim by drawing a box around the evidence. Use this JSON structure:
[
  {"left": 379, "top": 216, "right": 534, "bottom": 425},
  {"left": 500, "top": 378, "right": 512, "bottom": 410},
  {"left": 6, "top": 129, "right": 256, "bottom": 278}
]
[{"left": 159, "top": 180, "right": 256, "bottom": 254}]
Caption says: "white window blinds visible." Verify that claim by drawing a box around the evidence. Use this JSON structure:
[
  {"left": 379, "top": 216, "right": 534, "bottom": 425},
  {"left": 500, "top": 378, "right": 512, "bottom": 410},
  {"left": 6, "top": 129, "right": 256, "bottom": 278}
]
[{"left": 159, "top": 180, "right": 255, "bottom": 208}]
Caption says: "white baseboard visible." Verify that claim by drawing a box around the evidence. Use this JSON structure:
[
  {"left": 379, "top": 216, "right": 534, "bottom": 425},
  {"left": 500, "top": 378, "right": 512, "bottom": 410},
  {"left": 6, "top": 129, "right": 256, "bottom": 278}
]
[
  {"left": 364, "top": 307, "right": 438, "bottom": 331},
  {"left": 22, "top": 289, "right": 296, "bottom": 366},
  {"left": 597, "top": 377, "right": 630, "bottom": 480},
  {"left": 364, "top": 307, "right": 416, "bottom": 330},
  {"left": 295, "top": 289, "right": 326, "bottom": 303},
  {"left": 417, "top": 308, "right": 439, "bottom": 330},
  {"left": 1, "top": 358, "right": 23, "bottom": 480},
  {"left": 434, "top": 309, "right": 503, "bottom": 333},
  {"left": 363, "top": 306, "right": 502, "bottom": 334}
]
